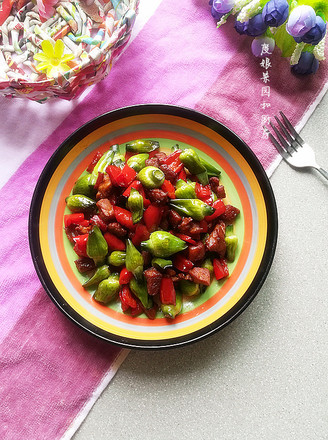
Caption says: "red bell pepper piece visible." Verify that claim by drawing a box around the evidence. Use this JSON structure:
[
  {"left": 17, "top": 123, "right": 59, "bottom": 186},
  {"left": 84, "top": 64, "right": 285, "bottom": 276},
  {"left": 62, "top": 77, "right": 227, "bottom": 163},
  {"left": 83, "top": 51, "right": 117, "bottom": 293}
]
[
  {"left": 106, "top": 165, "right": 122, "bottom": 186},
  {"left": 174, "top": 233, "right": 197, "bottom": 245},
  {"left": 195, "top": 183, "right": 212, "bottom": 204},
  {"left": 160, "top": 277, "right": 176, "bottom": 305},
  {"left": 122, "top": 180, "right": 142, "bottom": 197},
  {"left": 94, "top": 172, "right": 104, "bottom": 189},
  {"left": 130, "top": 301, "right": 143, "bottom": 316},
  {"left": 103, "top": 232, "right": 126, "bottom": 251},
  {"left": 122, "top": 181, "right": 150, "bottom": 207},
  {"left": 178, "top": 167, "right": 187, "bottom": 181},
  {"left": 72, "top": 234, "right": 89, "bottom": 257},
  {"left": 115, "top": 164, "right": 137, "bottom": 188},
  {"left": 164, "top": 150, "right": 184, "bottom": 173},
  {"left": 204, "top": 199, "right": 226, "bottom": 222},
  {"left": 64, "top": 213, "right": 85, "bottom": 228},
  {"left": 90, "top": 215, "right": 107, "bottom": 232},
  {"left": 132, "top": 223, "right": 150, "bottom": 247},
  {"left": 161, "top": 179, "right": 176, "bottom": 199},
  {"left": 119, "top": 267, "right": 134, "bottom": 285},
  {"left": 86, "top": 150, "right": 102, "bottom": 173},
  {"left": 114, "top": 206, "right": 135, "bottom": 231},
  {"left": 143, "top": 205, "right": 163, "bottom": 232},
  {"left": 173, "top": 254, "right": 194, "bottom": 273},
  {"left": 213, "top": 258, "right": 229, "bottom": 280},
  {"left": 119, "top": 285, "right": 137, "bottom": 312}
]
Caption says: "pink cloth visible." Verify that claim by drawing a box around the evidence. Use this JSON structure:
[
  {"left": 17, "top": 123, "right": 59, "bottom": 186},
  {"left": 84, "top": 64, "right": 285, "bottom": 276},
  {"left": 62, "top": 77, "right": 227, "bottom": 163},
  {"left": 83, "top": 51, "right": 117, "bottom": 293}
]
[{"left": 0, "top": 0, "right": 327, "bottom": 438}]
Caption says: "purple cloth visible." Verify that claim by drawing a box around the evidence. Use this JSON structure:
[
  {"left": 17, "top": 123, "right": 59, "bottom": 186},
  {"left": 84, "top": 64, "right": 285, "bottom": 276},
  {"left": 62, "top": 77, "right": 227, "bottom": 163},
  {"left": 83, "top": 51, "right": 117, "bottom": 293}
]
[{"left": 0, "top": 0, "right": 327, "bottom": 438}]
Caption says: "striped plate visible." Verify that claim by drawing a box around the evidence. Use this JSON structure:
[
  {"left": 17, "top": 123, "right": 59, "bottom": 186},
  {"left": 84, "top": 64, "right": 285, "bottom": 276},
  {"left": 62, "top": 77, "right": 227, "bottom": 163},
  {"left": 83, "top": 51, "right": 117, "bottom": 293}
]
[{"left": 29, "top": 104, "right": 278, "bottom": 349}]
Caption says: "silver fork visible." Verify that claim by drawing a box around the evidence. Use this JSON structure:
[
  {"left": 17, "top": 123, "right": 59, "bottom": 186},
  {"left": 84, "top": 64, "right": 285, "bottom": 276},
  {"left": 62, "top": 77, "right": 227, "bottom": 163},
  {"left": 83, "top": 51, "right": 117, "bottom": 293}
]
[{"left": 264, "top": 111, "right": 328, "bottom": 181}]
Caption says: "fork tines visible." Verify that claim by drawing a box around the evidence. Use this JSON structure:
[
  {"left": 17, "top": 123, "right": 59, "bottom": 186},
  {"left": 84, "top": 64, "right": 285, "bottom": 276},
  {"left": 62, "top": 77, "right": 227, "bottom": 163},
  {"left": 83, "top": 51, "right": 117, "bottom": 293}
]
[{"left": 263, "top": 111, "right": 301, "bottom": 158}]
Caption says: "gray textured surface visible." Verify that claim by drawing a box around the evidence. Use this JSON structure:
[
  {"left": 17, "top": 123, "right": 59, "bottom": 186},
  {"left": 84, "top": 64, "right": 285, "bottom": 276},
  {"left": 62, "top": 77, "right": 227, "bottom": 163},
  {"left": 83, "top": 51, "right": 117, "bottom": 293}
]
[{"left": 74, "top": 92, "right": 328, "bottom": 440}]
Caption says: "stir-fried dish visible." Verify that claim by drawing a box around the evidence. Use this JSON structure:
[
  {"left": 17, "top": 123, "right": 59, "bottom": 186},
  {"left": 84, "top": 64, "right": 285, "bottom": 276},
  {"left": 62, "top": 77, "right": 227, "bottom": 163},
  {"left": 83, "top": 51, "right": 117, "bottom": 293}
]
[{"left": 64, "top": 140, "right": 240, "bottom": 319}]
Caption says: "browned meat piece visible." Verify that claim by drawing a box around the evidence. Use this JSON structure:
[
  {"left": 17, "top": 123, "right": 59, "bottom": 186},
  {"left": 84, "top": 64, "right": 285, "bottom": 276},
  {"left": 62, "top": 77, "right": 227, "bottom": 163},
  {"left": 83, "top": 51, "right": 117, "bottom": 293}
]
[
  {"left": 173, "top": 273, "right": 193, "bottom": 282},
  {"left": 188, "top": 222, "right": 203, "bottom": 239},
  {"left": 209, "top": 176, "right": 226, "bottom": 199},
  {"left": 177, "top": 217, "right": 193, "bottom": 234},
  {"left": 165, "top": 268, "right": 176, "bottom": 277},
  {"left": 96, "top": 174, "right": 112, "bottom": 199},
  {"left": 65, "top": 224, "right": 92, "bottom": 243},
  {"left": 188, "top": 241, "right": 206, "bottom": 262},
  {"left": 107, "top": 222, "right": 127, "bottom": 238},
  {"left": 220, "top": 205, "right": 240, "bottom": 223},
  {"left": 205, "top": 221, "right": 226, "bottom": 257},
  {"left": 147, "top": 189, "right": 169, "bottom": 206},
  {"left": 96, "top": 198, "right": 115, "bottom": 222},
  {"left": 144, "top": 267, "right": 163, "bottom": 296},
  {"left": 159, "top": 164, "right": 178, "bottom": 183},
  {"left": 153, "top": 152, "right": 167, "bottom": 165},
  {"left": 145, "top": 156, "right": 160, "bottom": 168},
  {"left": 74, "top": 257, "right": 96, "bottom": 273},
  {"left": 189, "top": 267, "right": 211, "bottom": 286},
  {"left": 141, "top": 251, "right": 152, "bottom": 267},
  {"left": 168, "top": 209, "right": 182, "bottom": 228}
]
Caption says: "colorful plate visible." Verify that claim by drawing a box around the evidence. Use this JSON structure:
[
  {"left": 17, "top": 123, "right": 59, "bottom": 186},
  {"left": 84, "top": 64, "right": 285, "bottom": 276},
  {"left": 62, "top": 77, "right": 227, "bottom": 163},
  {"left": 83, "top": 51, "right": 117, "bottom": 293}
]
[{"left": 29, "top": 104, "right": 278, "bottom": 349}]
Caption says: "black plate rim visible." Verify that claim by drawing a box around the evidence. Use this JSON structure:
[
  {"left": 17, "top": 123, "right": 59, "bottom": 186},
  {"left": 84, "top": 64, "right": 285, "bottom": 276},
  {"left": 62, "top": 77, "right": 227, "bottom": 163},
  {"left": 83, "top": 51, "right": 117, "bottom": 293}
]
[{"left": 28, "top": 103, "right": 278, "bottom": 350}]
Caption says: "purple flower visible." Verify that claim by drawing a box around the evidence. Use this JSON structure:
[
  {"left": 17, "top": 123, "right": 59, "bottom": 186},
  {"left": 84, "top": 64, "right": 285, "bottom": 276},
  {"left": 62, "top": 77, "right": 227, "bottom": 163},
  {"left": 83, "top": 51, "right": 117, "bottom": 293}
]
[
  {"left": 286, "top": 5, "right": 316, "bottom": 37},
  {"left": 300, "top": 16, "right": 327, "bottom": 45},
  {"left": 234, "top": 19, "right": 248, "bottom": 34},
  {"left": 211, "top": 0, "right": 235, "bottom": 14},
  {"left": 246, "top": 13, "right": 268, "bottom": 37},
  {"left": 291, "top": 52, "right": 319, "bottom": 75},
  {"left": 211, "top": 5, "right": 225, "bottom": 20},
  {"left": 251, "top": 36, "right": 275, "bottom": 57},
  {"left": 262, "top": 0, "right": 289, "bottom": 27}
]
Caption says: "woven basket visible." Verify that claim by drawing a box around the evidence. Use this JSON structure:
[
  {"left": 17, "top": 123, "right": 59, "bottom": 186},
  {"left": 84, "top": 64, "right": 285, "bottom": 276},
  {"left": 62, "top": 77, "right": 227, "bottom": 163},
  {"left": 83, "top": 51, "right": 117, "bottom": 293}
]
[{"left": 0, "top": 0, "right": 138, "bottom": 102}]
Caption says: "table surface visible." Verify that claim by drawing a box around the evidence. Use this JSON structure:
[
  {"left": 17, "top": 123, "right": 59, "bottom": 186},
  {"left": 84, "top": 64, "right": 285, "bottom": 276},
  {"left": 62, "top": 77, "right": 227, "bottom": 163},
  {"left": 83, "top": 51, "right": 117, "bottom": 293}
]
[{"left": 70, "top": 88, "right": 328, "bottom": 440}]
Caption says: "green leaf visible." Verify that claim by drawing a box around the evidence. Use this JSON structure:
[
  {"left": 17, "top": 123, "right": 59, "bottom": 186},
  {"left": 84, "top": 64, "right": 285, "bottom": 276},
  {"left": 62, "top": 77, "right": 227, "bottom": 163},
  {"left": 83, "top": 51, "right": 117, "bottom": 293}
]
[{"left": 274, "top": 24, "right": 297, "bottom": 58}]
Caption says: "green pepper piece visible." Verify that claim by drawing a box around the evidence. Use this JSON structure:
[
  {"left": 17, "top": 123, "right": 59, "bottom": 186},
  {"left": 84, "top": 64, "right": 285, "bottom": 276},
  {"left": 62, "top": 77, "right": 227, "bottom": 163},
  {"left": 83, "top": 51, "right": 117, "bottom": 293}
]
[
  {"left": 126, "top": 139, "right": 160, "bottom": 154},
  {"left": 129, "top": 277, "right": 151, "bottom": 309},
  {"left": 196, "top": 170, "right": 209, "bottom": 186},
  {"left": 125, "top": 239, "right": 144, "bottom": 280},
  {"left": 72, "top": 173, "right": 96, "bottom": 198},
  {"left": 141, "top": 231, "right": 187, "bottom": 258},
  {"left": 202, "top": 258, "right": 214, "bottom": 277},
  {"left": 83, "top": 265, "right": 110, "bottom": 288},
  {"left": 161, "top": 290, "right": 183, "bottom": 319},
  {"left": 93, "top": 273, "right": 120, "bottom": 304},
  {"left": 151, "top": 258, "right": 173, "bottom": 271},
  {"left": 90, "top": 148, "right": 115, "bottom": 184},
  {"left": 169, "top": 199, "right": 214, "bottom": 221},
  {"left": 86, "top": 225, "right": 108, "bottom": 266},
  {"left": 66, "top": 194, "right": 97, "bottom": 214},
  {"left": 174, "top": 179, "right": 196, "bottom": 199},
  {"left": 225, "top": 224, "right": 238, "bottom": 262},
  {"left": 127, "top": 188, "right": 144, "bottom": 224},
  {"left": 179, "top": 279, "right": 200, "bottom": 296},
  {"left": 127, "top": 154, "right": 149, "bottom": 172},
  {"left": 137, "top": 166, "right": 165, "bottom": 189},
  {"left": 108, "top": 251, "right": 126, "bottom": 267},
  {"left": 179, "top": 149, "right": 206, "bottom": 175},
  {"left": 112, "top": 144, "right": 125, "bottom": 168},
  {"left": 200, "top": 157, "right": 222, "bottom": 178}
]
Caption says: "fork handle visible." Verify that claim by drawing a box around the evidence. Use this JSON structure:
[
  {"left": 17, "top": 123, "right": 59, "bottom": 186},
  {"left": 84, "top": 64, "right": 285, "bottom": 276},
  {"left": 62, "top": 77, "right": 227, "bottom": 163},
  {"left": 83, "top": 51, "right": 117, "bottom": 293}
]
[{"left": 315, "top": 167, "right": 328, "bottom": 181}]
